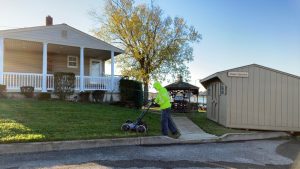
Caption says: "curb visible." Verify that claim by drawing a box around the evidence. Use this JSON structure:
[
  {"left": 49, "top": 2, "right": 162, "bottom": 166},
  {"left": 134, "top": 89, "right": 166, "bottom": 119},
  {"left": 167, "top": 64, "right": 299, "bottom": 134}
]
[
  {"left": 217, "top": 131, "right": 290, "bottom": 142},
  {"left": 0, "top": 132, "right": 290, "bottom": 155},
  {"left": 0, "top": 136, "right": 179, "bottom": 155},
  {"left": 0, "top": 137, "right": 139, "bottom": 155}
]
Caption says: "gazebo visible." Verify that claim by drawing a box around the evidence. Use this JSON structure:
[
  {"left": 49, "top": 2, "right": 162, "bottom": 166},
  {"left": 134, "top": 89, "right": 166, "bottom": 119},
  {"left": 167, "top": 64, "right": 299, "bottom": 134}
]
[{"left": 165, "top": 75, "right": 199, "bottom": 113}]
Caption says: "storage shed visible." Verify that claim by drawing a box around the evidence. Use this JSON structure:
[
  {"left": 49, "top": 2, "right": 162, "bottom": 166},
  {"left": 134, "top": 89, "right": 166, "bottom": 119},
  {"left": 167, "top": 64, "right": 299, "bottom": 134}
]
[{"left": 200, "top": 64, "right": 300, "bottom": 132}]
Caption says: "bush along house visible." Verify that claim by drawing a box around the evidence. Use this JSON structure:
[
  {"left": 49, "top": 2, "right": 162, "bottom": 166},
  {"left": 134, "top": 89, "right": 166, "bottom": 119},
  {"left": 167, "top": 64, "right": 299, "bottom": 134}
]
[
  {"left": 200, "top": 64, "right": 300, "bottom": 132},
  {"left": 0, "top": 16, "right": 123, "bottom": 100}
]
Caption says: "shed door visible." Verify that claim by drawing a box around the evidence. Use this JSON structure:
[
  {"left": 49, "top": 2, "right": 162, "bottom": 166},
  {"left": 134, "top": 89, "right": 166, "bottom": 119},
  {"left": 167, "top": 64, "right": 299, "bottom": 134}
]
[{"left": 211, "top": 82, "right": 220, "bottom": 122}]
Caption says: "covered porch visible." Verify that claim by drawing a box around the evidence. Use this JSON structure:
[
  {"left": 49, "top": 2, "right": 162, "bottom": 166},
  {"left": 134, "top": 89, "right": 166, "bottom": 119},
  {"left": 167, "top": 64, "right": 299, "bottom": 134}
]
[{"left": 0, "top": 37, "right": 121, "bottom": 92}]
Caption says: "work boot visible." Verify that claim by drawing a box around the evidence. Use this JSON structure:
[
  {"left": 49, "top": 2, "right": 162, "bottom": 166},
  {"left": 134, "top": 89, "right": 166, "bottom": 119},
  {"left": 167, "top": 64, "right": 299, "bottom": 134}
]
[{"left": 170, "top": 131, "right": 181, "bottom": 139}]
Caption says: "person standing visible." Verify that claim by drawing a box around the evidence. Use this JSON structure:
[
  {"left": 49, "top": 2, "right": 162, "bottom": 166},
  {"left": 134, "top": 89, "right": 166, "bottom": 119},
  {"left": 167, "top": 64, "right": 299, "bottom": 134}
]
[{"left": 153, "top": 81, "right": 179, "bottom": 137}]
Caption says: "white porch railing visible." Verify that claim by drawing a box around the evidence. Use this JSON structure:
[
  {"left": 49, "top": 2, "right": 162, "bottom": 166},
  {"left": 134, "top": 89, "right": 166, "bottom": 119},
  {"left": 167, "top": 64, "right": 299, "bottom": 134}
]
[
  {"left": 46, "top": 74, "right": 54, "bottom": 90},
  {"left": 75, "top": 76, "right": 80, "bottom": 90},
  {"left": 3, "top": 72, "right": 120, "bottom": 92},
  {"left": 84, "top": 76, "right": 121, "bottom": 91},
  {"left": 3, "top": 72, "right": 43, "bottom": 90}
]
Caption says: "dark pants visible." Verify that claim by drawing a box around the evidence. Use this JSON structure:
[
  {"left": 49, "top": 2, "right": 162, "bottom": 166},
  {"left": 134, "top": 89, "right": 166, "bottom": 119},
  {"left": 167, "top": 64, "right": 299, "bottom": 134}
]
[{"left": 161, "top": 108, "right": 177, "bottom": 136}]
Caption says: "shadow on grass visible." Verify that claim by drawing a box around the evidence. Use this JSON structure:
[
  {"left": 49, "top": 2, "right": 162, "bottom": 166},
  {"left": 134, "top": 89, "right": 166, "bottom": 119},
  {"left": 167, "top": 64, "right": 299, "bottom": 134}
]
[{"left": 0, "top": 99, "right": 161, "bottom": 143}]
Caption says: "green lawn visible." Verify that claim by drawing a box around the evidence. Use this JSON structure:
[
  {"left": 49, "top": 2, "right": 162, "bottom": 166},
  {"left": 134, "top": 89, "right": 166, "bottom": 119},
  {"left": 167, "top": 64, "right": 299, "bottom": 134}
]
[
  {"left": 185, "top": 112, "right": 251, "bottom": 136},
  {"left": 0, "top": 99, "right": 161, "bottom": 143}
]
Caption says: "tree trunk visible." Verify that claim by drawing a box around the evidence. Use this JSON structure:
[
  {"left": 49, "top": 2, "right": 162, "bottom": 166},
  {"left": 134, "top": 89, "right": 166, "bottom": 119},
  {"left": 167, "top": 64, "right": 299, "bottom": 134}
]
[{"left": 143, "top": 81, "right": 149, "bottom": 104}]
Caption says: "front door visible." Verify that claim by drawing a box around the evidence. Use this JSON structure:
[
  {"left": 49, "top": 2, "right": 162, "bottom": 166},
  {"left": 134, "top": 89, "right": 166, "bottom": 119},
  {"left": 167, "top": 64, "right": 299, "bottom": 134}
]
[
  {"left": 90, "top": 59, "right": 102, "bottom": 84},
  {"left": 90, "top": 59, "right": 102, "bottom": 77}
]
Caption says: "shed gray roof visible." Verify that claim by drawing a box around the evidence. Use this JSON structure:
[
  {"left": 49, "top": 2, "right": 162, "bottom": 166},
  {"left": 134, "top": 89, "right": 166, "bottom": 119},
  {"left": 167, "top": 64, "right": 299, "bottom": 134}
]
[
  {"left": 200, "top": 64, "right": 300, "bottom": 87},
  {"left": 0, "top": 24, "right": 124, "bottom": 54}
]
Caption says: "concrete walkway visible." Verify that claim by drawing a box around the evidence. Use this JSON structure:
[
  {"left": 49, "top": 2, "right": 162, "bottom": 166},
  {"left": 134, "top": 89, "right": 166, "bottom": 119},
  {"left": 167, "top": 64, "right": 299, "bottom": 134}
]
[{"left": 172, "top": 116, "right": 218, "bottom": 141}]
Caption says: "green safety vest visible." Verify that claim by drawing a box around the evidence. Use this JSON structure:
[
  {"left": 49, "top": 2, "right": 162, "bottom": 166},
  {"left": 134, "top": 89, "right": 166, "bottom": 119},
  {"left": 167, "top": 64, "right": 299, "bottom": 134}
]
[{"left": 153, "top": 82, "right": 171, "bottom": 110}]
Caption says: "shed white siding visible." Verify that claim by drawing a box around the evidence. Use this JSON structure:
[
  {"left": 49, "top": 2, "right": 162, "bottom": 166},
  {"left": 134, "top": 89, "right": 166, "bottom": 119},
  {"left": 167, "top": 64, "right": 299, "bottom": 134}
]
[{"left": 201, "top": 64, "right": 300, "bottom": 132}]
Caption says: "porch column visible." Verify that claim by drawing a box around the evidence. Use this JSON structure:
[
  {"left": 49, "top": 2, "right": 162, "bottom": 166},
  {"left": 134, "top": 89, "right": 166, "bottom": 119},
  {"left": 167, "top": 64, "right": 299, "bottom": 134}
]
[
  {"left": 110, "top": 51, "right": 115, "bottom": 91},
  {"left": 0, "top": 37, "right": 3, "bottom": 84},
  {"left": 42, "top": 42, "right": 48, "bottom": 92},
  {"left": 80, "top": 47, "right": 84, "bottom": 91}
]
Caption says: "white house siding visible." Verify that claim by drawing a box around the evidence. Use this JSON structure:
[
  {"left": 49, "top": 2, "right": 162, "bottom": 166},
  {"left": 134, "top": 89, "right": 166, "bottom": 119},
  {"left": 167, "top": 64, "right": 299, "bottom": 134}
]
[
  {"left": 51, "top": 54, "right": 89, "bottom": 76},
  {"left": 4, "top": 50, "right": 105, "bottom": 76},
  {"left": 4, "top": 50, "right": 43, "bottom": 73}
]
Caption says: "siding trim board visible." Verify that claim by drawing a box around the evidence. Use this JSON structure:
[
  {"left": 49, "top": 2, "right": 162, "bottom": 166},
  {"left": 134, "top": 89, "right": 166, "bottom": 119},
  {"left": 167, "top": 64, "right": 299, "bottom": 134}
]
[{"left": 200, "top": 64, "right": 300, "bottom": 132}]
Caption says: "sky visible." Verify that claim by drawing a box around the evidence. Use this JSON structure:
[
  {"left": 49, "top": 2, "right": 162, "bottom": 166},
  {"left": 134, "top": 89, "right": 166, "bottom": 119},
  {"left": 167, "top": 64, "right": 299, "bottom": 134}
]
[{"left": 0, "top": 0, "right": 299, "bottom": 91}]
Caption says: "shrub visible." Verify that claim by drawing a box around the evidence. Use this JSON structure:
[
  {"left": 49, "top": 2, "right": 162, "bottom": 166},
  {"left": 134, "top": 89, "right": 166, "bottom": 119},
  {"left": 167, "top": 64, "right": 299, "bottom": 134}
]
[
  {"left": 92, "top": 90, "right": 105, "bottom": 103},
  {"left": 0, "top": 84, "right": 6, "bottom": 98},
  {"left": 37, "top": 93, "right": 51, "bottom": 100},
  {"left": 119, "top": 78, "right": 143, "bottom": 109},
  {"left": 79, "top": 91, "right": 90, "bottom": 102},
  {"left": 54, "top": 72, "right": 75, "bottom": 100},
  {"left": 20, "top": 86, "right": 34, "bottom": 98}
]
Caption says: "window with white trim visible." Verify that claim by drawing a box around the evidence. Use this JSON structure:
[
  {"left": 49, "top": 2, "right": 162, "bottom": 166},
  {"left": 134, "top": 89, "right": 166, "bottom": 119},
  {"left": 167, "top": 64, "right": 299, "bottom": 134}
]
[
  {"left": 220, "top": 83, "right": 227, "bottom": 95},
  {"left": 67, "top": 56, "right": 78, "bottom": 68}
]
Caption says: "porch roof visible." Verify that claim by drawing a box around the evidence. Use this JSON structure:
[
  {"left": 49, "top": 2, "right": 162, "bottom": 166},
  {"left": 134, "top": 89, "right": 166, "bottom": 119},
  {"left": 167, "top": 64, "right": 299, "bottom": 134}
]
[
  {"left": 4, "top": 39, "right": 115, "bottom": 61},
  {"left": 0, "top": 24, "right": 124, "bottom": 55}
]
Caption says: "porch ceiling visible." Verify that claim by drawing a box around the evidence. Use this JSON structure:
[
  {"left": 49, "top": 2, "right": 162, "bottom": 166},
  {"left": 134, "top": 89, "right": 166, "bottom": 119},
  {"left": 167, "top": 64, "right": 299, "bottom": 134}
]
[{"left": 4, "top": 39, "right": 114, "bottom": 60}]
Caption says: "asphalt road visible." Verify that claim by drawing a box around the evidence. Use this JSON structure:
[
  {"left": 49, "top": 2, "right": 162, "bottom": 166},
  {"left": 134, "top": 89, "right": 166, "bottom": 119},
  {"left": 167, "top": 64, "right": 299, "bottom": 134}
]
[{"left": 0, "top": 139, "right": 299, "bottom": 169}]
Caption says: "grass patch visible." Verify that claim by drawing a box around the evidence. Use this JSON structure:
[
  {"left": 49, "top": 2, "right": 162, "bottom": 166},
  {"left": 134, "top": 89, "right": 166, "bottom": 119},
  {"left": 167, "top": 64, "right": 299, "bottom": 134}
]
[
  {"left": 184, "top": 112, "right": 251, "bottom": 136},
  {"left": 0, "top": 99, "right": 161, "bottom": 143}
]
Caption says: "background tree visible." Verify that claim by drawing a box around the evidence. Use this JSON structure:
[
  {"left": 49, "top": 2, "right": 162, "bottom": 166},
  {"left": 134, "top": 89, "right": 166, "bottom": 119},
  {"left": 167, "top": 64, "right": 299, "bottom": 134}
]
[{"left": 92, "top": 0, "right": 201, "bottom": 102}]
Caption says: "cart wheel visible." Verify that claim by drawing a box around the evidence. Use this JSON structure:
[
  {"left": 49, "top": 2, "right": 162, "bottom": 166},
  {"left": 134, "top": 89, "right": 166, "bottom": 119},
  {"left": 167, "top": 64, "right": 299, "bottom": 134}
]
[
  {"left": 136, "top": 125, "right": 147, "bottom": 133},
  {"left": 121, "top": 123, "right": 130, "bottom": 131},
  {"left": 142, "top": 122, "right": 148, "bottom": 130}
]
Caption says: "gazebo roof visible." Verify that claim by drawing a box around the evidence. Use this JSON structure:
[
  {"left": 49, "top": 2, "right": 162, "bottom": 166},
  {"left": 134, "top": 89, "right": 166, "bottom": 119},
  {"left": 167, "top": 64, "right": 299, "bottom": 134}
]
[{"left": 165, "top": 75, "right": 199, "bottom": 95}]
